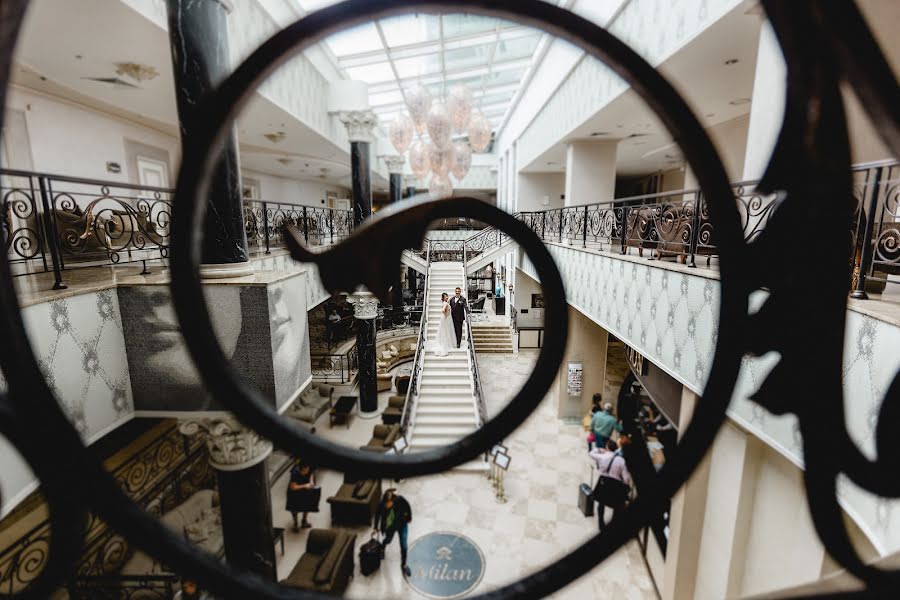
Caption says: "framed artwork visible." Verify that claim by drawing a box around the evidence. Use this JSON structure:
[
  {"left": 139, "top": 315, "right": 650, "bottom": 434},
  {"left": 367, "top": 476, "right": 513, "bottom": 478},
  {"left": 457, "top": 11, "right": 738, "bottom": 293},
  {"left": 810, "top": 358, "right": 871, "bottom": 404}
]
[
  {"left": 531, "top": 294, "right": 544, "bottom": 308},
  {"left": 393, "top": 435, "right": 409, "bottom": 453},
  {"left": 494, "top": 452, "right": 511, "bottom": 470},
  {"left": 490, "top": 443, "right": 508, "bottom": 457}
]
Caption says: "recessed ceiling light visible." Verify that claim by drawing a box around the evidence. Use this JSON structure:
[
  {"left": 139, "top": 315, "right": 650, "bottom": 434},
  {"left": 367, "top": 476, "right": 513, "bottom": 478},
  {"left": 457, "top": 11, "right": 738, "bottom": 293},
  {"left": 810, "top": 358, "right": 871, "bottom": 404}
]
[
  {"left": 724, "top": 58, "right": 739, "bottom": 65},
  {"left": 75, "top": 54, "right": 83, "bottom": 60},
  {"left": 729, "top": 98, "right": 751, "bottom": 106},
  {"left": 264, "top": 132, "right": 287, "bottom": 143},
  {"left": 589, "top": 131, "right": 610, "bottom": 137},
  {"left": 277, "top": 158, "right": 293, "bottom": 166},
  {"left": 705, "top": 113, "right": 715, "bottom": 118}
]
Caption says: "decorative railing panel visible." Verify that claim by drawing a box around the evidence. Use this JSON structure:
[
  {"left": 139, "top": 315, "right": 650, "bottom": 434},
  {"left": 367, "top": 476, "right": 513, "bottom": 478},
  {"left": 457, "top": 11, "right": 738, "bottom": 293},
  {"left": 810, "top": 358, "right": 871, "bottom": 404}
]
[{"left": 310, "top": 346, "right": 358, "bottom": 384}]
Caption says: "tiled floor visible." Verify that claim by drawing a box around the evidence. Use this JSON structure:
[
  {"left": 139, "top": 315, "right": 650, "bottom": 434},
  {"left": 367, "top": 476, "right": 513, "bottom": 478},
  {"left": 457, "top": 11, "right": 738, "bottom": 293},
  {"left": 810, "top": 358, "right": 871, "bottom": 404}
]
[{"left": 270, "top": 351, "right": 658, "bottom": 599}]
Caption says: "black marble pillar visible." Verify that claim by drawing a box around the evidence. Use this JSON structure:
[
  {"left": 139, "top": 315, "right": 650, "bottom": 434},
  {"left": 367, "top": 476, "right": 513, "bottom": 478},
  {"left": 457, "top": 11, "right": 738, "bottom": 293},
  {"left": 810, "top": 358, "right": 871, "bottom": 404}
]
[
  {"left": 407, "top": 267, "right": 416, "bottom": 292},
  {"left": 406, "top": 185, "right": 417, "bottom": 199},
  {"left": 389, "top": 173, "right": 402, "bottom": 205},
  {"left": 165, "top": 0, "right": 249, "bottom": 267},
  {"left": 216, "top": 460, "right": 276, "bottom": 580},
  {"left": 356, "top": 317, "right": 377, "bottom": 413},
  {"left": 351, "top": 141, "right": 372, "bottom": 226}
]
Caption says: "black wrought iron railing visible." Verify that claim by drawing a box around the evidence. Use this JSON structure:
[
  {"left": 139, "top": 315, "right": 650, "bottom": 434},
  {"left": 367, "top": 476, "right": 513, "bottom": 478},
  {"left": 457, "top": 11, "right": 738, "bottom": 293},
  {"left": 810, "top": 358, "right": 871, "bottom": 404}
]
[
  {"left": 400, "top": 243, "right": 430, "bottom": 436},
  {"left": 0, "top": 168, "right": 352, "bottom": 289},
  {"left": 244, "top": 200, "right": 352, "bottom": 254},
  {"left": 67, "top": 574, "right": 179, "bottom": 600},
  {"left": 428, "top": 217, "right": 487, "bottom": 230},
  {"left": 427, "top": 239, "right": 465, "bottom": 262},
  {"left": 850, "top": 159, "right": 900, "bottom": 298},
  {"left": 464, "top": 310, "right": 488, "bottom": 432},
  {"left": 310, "top": 346, "right": 358, "bottom": 384}
]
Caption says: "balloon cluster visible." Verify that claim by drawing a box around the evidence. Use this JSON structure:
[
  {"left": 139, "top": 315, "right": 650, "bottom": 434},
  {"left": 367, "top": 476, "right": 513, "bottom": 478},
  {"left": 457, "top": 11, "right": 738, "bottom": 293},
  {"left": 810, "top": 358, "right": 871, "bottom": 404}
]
[{"left": 388, "top": 83, "right": 492, "bottom": 198}]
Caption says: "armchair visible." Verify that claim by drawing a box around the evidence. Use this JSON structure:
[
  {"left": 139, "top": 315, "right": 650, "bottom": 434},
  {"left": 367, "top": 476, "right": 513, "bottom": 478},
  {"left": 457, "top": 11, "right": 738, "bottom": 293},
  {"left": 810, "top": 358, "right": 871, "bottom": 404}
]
[
  {"left": 326, "top": 474, "right": 382, "bottom": 526},
  {"left": 280, "top": 529, "right": 355, "bottom": 595},
  {"left": 381, "top": 395, "right": 406, "bottom": 425},
  {"left": 359, "top": 424, "right": 401, "bottom": 453}
]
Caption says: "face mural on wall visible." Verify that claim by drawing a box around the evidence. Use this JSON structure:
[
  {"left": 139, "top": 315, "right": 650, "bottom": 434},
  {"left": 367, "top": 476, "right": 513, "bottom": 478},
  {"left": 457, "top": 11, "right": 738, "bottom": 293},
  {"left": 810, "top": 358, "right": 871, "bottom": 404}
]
[
  {"left": 119, "top": 284, "right": 277, "bottom": 412},
  {"left": 268, "top": 276, "right": 311, "bottom": 411}
]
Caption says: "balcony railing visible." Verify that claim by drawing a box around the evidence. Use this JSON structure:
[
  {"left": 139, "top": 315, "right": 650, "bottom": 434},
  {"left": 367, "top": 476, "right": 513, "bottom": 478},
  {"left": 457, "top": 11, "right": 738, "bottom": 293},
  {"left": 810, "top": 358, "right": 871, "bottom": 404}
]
[
  {"left": 1, "top": 169, "right": 352, "bottom": 289},
  {"left": 310, "top": 346, "right": 358, "bottom": 384}
]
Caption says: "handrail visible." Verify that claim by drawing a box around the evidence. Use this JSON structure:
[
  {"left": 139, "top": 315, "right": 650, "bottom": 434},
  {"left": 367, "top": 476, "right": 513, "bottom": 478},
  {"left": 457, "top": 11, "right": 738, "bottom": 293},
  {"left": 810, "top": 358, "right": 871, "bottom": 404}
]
[
  {"left": 400, "top": 241, "right": 430, "bottom": 434},
  {"left": 464, "top": 309, "right": 487, "bottom": 429}
]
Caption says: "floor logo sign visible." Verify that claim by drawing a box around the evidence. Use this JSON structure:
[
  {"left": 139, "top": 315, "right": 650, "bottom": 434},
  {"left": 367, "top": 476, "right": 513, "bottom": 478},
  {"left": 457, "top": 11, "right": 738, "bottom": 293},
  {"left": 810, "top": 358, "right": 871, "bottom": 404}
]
[{"left": 406, "top": 532, "right": 485, "bottom": 598}]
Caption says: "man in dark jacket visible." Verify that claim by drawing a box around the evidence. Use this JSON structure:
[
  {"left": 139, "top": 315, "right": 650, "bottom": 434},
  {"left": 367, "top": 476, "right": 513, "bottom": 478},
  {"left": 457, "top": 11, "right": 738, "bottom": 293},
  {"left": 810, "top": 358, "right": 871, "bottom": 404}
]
[
  {"left": 449, "top": 287, "right": 469, "bottom": 347},
  {"left": 374, "top": 488, "right": 413, "bottom": 577}
]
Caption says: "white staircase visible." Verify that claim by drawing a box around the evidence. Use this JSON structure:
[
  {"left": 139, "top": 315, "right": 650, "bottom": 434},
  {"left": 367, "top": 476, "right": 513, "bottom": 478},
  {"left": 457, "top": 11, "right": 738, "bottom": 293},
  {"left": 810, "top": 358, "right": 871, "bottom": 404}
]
[
  {"left": 407, "top": 262, "right": 487, "bottom": 472},
  {"left": 471, "top": 324, "right": 514, "bottom": 353}
]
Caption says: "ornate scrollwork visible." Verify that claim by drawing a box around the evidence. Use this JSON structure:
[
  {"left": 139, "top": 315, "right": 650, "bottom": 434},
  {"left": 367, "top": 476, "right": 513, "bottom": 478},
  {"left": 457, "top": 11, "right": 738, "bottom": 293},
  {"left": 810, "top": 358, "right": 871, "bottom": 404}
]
[{"left": 0, "top": 1, "right": 898, "bottom": 599}]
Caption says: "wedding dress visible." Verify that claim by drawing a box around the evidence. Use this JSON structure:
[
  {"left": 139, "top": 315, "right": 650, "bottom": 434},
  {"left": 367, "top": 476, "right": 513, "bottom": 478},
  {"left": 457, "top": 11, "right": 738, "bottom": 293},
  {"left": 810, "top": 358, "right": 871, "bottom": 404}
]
[{"left": 432, "top": 300, "right": 456, "bottom": 357}]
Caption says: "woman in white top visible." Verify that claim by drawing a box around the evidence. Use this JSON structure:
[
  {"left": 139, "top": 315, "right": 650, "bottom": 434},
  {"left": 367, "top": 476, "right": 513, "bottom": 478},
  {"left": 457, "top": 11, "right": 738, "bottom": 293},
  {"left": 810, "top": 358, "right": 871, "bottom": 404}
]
[{"left": 432, "top": 292, "right": 456, "bottom": 357}]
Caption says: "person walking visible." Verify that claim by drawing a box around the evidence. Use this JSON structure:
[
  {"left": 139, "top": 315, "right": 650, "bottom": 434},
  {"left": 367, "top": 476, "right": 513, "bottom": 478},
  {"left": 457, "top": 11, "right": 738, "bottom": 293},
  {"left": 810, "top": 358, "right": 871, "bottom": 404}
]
[
  {"left": 286, "top": 460, "right": 318, "bottom": 531},
  {"left": 589, "top": 439, "right": 632, "bottom": 531},
  {"left": 374, "top": 488, "right": 413, "bottom": 577},
  {"left": 449, "top": 286, "right": 469, "bottom": 348},
  {"left": 591, "top": 402, "right": 622, "bottom": 449}
]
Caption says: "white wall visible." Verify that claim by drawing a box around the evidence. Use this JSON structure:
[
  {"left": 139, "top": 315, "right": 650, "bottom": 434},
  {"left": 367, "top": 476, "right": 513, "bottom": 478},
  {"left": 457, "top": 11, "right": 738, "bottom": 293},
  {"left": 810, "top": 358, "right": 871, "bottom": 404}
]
[
  {"left": 5, "top": 86, "right": 179, "bottom": 182},
  {"left": 513, "top": 268, "right": 544, "bottom": 328},
  {"left": 565, "top": 141, "right": 618, "bottom": 206},
  {"left": 686, "top": 113, "right": 751, "bottom": 188},
  {"left": 516, "top": 172, "right": 565, "bottom": 212},
  {"left": 242, "top": 168, "right": 349, "bottom": 207}
]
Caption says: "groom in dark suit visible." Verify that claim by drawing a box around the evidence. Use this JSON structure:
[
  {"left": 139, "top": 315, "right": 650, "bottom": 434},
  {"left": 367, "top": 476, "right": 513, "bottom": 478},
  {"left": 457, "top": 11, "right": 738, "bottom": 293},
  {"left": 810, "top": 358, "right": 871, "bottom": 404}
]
[{"left": 449, "top": 287, "right": 469, "bottom": 348}]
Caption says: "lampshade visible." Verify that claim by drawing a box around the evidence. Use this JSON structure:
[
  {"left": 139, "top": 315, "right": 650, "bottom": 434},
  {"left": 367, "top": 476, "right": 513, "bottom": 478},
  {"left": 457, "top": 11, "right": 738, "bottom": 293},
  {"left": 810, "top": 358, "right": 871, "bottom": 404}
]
[
  {"left": 447, "top": 84, "right": 474, "bottom": 132},
  {"left": 406, "top": 83, "right": 432, "bottom": 131},
  {"left": 429, "top": 174, "right": 453, "bottom": 199},
  {"left": 468, "top": 110, "right": 492, "bottom": 153},
  {"left": 426, "top": 103, "right": 453, "bottom": 151},
  {"left": 450, "top": 141, "right": 472, "bottom": 180},
  {"left": 389, "top": 113, "right": 414, "bottom": 153},
  {"left": 409, "top": 139, "right": 430, "bottom": 179}
]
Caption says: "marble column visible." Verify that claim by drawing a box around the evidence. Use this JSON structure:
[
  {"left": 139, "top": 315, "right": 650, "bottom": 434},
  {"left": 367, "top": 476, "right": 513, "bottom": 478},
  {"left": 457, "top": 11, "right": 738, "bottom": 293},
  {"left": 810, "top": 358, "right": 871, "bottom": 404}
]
[
  {"left": 347, "top": 290, "right": 379, "bottom": 417},
  {"left": 384, "top": 156, "right": 406, "bottom": 205},
  {"left": 339, "top": 111, "right": 378, "bottom": 226},
  {"left": 165, "top": 0, "right": 252, "bottom": 278},
  {"left": 179, "top": 417, "right": 276, "bottom": 580}
]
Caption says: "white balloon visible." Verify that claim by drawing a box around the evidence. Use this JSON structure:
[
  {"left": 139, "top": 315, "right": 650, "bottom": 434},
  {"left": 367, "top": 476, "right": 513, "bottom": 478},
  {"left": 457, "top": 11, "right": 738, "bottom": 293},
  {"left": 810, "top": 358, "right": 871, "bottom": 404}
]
[
  {"left": 409, "top": 139, "right": 430, "bottom": 179},
  {"left": 429, "top": 174, "right": 453, "bottom": 199},
  {"left": 426, "top": 103, "right": 453, "bottom": 151},
  {"left": 406, "top": 83, "right": 432, "bottom": 129},
  {"left": 428, "top": 142, "right": 455, "bottom": 178},
  {"left": 447, "top": 84, "right": 474, "bottom": 131},
  {"left": 450, "top": 142, "right": 472, "bottom": 180},
  {"left": 468, "top": 110, "right": 492, "bottom": 152},
  {"left": 389, "top": 113, "right": 414, "bottom": 154}
]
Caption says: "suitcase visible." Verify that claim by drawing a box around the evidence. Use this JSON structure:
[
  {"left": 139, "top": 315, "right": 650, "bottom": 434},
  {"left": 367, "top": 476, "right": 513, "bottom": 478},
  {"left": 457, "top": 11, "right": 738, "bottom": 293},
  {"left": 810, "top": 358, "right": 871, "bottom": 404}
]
[
  {"left": 578, "top": 483, "right": 595, "bottom": 517},
  {"left": 359, "top": 534, "right": 382, "bottom": 576}
]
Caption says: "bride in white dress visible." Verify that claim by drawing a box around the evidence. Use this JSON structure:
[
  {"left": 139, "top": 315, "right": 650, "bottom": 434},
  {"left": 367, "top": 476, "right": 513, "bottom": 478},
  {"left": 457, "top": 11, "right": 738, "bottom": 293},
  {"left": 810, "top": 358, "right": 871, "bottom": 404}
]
[{"left": 432, "top": 292, "right": 457, "bottom": 357}]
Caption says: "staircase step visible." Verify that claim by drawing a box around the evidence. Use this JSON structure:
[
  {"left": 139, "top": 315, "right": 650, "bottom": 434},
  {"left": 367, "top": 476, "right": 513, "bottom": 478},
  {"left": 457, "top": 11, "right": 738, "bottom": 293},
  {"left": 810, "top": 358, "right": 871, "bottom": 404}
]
[
  {"left": 416, "top": 405, "right": 475, "bottom": 416},
  {"left": 455, "top": 459, "right": 491, "bottom": 473},
  {"left": 412, "top": 425, "right": 476, "bottom": 437},
  {"left": 414, "top": 416, "right": 476, "bottom": 428},
  {"left": 409, "top": 437, "right": 467, "bottom": 450}
]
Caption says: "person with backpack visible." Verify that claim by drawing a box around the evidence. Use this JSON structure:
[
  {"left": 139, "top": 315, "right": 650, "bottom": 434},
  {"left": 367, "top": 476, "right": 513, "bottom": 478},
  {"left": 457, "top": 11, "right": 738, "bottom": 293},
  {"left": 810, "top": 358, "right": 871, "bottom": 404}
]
[
  {"left": 373, "top": 488, "right": 413, "bottom": 577},
  {"left": 589, "top": 439, "right": 632, "bottom": 531}
]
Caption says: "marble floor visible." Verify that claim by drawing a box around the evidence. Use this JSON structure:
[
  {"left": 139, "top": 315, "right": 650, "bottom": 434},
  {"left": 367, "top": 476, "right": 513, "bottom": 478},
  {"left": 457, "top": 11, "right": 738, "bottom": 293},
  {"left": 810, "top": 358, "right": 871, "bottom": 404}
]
[{"left": 269, "top": 351, "right": 658, "bottom": 599}]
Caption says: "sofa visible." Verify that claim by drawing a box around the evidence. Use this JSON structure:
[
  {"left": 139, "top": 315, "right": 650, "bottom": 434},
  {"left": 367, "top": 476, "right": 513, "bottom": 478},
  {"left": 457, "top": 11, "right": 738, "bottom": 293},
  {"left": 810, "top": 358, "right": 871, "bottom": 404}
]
[
  {"left": 376, "top": 372, "right": 393, "bottom": 393},
  {"left": 287, "top": 383, "right": 334, "bottom": 425},
  {"left": 281, "top": 528, "right": 356, "bottom": 595},
  {"left": 375, "top": 336, "right": 418, "bottom": 374},
  {"left": 119, "top": 489, "right": 221, "bottom": 575},
  {"left": 381, "top": 395, "right": 406, "bottom": 425},
  {"left": 326, "top": 473, "right": 382, "bottom": 526},
  {"left": 359, "top": 424, "right": 401, "bottom": 453},
  {"left": 395, "top": 375, "right": 411, "bottom": 396}
]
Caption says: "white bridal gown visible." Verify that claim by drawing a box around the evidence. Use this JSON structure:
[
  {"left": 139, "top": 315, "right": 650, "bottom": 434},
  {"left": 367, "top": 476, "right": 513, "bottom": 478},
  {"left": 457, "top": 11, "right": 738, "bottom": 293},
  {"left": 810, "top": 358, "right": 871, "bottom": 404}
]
[{"left": 432, "top": 300, "right": 456, "bottom": 357}]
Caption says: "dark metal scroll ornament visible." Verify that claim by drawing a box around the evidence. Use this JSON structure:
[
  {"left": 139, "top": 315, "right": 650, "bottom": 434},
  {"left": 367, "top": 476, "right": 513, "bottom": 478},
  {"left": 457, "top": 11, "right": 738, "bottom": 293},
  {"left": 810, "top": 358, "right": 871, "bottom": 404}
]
[{"left": 0, "top": 3, "right": 895, "bottom": 600}]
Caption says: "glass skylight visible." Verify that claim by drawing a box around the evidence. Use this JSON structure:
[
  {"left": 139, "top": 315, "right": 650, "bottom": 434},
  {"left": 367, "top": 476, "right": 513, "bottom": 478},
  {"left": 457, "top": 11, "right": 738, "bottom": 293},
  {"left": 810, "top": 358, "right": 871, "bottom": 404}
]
[{"left": 295, "top": 2, "right": 553, "bottom": 142}]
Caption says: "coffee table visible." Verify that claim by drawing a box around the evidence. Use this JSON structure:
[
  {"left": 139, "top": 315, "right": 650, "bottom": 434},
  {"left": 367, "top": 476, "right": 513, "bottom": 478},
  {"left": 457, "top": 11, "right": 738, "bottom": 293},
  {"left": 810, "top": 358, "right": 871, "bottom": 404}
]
[{"left": 330, "top": 395, "right": 357, "bottom": 429}]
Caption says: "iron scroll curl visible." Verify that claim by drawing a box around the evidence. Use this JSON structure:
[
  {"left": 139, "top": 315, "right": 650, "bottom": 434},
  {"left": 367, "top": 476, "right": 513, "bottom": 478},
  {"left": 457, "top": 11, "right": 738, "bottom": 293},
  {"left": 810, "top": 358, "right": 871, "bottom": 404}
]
[{"left": 0, "top": 0, "right": 749, "bottom": 598}]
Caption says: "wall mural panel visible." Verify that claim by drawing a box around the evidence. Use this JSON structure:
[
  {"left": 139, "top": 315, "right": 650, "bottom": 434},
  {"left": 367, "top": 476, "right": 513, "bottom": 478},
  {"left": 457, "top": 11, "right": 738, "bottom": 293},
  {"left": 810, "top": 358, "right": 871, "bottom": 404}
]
[{"left": 522, "top": 244, "right": 900, "bottom": 553}]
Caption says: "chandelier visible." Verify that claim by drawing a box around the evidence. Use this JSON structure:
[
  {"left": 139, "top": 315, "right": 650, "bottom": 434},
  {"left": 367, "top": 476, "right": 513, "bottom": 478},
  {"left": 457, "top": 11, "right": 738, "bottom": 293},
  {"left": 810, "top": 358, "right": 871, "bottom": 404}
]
[{"left": 388, "top": 82, "right": 492, "bottom": 198}]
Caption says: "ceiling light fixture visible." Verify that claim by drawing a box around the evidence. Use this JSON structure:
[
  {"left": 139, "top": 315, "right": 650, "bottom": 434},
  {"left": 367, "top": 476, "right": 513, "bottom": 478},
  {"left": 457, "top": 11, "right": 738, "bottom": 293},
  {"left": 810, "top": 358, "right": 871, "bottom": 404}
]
[
  {"left": 264, "top": 132, "right": 287, "bottom": 143},
  {"left": 729, "top": 98, "right": 752, "bottom": 106},
  {"left": 589, "top": 132, "right": 610, "bottom": 137},
  {"left": 724, "top": 58, "right": 739, "bottom": 65},
  {"left": 114, "top": 62, "right": 159, "bottom": 82}
]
